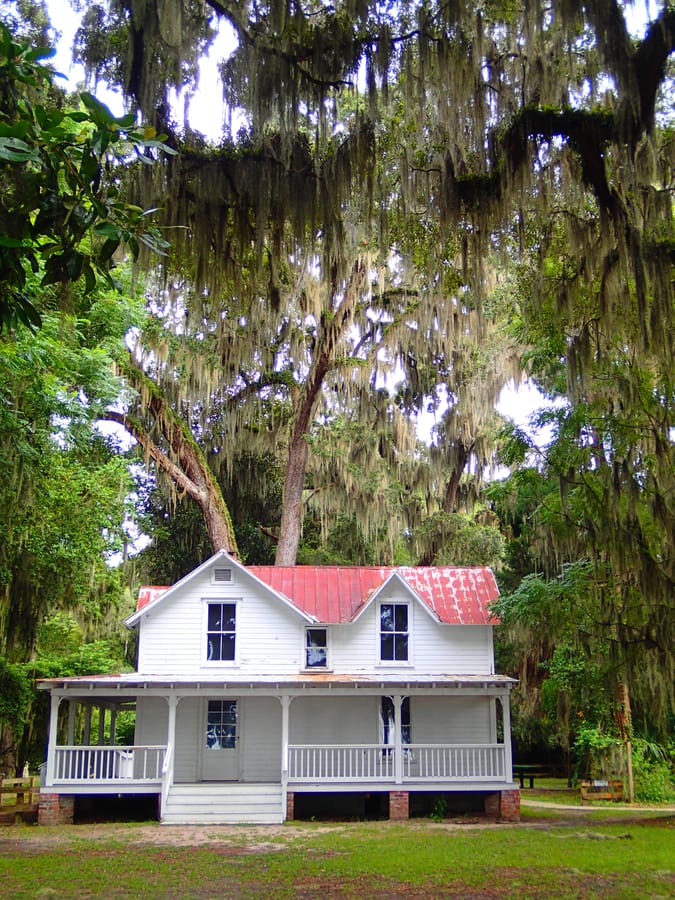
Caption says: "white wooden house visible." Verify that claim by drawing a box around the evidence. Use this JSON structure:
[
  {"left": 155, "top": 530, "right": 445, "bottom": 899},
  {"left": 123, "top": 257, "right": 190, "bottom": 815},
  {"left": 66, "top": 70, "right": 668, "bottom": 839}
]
[{"left": 38, "top": 551, "right": 519, "bottom": 824}]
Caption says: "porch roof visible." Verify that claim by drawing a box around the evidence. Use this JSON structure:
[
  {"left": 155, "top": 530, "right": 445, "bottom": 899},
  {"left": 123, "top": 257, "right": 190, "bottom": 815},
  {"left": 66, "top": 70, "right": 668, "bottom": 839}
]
[{"left": 37, "top": 672, "right": 515, "bottom": 693}]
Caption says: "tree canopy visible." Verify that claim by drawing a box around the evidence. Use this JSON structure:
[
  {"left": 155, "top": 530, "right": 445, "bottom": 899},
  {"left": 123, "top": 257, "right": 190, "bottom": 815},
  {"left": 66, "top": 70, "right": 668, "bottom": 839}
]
[{"left": 0, "top": 0, "right": 672, "bottom": 761}]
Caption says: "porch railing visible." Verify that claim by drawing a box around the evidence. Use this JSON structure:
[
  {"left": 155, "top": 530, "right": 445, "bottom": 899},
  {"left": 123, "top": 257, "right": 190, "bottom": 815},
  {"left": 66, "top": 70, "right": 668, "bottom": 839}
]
[
  {"left": 289, "top": 744, "right": 394, "bottom": 781},
  {"left": 289, "top": 743, "right": 506, "bottom": 783},
  {"left": 51, "top": 745, "right": 166, "bottom": 784},
  {"left": 160, "top": 740, "right": 174, "bottom": 818},
  {"left": 403, "top": 743, "right": 505, "bottom": 781}
]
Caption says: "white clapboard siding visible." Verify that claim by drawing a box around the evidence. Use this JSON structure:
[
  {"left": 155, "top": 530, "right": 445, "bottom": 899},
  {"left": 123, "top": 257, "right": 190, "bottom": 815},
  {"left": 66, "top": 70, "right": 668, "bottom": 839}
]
[
  {"left": 328, "top": 598, "right": 492, "bottom": 676},
  {"left": 239, "top": 697, "right": 282, "bottom": 781},
  {"left": 137, "top": 567, "right": 304, "bottom": 676},
  {"left": 290, "top": 696, "right": 377, "bottom": 745},
  {"left": 162, "top": 783, "right": 284, "bottom": 825},
  {"left": 412, "top": 696, "right": 492, "bottom": 744},
  {"left": 134, "top": 696, "right": 168, "bottom": 746},
  {"left": 174, "top": 697, "right": 201, "bottom": 783}
]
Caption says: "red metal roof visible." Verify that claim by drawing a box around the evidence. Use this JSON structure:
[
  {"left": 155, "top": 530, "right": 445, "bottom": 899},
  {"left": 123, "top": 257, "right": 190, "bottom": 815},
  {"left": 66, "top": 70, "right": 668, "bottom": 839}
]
[
  {"left": 136, "top": 566, "right": 499, "bottom": 624},
  {"left": 136, "top": 586, "right": 170, "bottom": 612}
]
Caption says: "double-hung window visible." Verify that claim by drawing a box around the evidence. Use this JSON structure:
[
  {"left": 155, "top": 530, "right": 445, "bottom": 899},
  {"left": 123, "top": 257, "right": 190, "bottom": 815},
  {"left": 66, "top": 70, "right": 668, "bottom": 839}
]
[
  {"left": 305, "top": 628, "right": 328, "bottom": 668},
  {"left": 380, "top": 603, "right": 409, "bottom": 662},
  {"left": 206, "top": 602, "right": 236, "bottom": 662}
]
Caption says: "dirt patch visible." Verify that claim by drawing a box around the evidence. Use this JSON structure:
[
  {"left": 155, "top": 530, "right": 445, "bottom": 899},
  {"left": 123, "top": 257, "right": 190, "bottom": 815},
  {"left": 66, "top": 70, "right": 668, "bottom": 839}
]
[{"left": 1, "top": 808, "right": 671, "bottom": 855}]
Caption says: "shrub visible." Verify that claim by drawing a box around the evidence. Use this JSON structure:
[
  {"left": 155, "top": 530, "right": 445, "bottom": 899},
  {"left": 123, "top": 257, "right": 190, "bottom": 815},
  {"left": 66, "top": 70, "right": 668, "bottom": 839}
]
[{"left": 631, "top": 739, "right": 675, "bottom": 804}]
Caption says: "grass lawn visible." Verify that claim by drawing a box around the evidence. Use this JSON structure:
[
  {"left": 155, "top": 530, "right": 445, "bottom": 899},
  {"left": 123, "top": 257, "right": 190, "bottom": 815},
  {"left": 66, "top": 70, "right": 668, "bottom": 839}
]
[{"left": 0, "top": 814, "right": 673, "bottom": 898}]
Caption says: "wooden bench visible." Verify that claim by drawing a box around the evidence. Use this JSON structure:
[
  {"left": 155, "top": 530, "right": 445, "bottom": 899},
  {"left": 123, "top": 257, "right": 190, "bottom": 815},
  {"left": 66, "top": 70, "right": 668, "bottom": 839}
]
[{"left": 580, "top": 779, "right": 623, "bottom": 804}]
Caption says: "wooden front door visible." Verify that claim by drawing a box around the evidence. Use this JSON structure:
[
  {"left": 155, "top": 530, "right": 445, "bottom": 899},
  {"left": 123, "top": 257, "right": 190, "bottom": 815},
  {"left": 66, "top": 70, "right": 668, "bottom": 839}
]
[{"left": 200, "top": 699, "right": 239, "bottom": 781}]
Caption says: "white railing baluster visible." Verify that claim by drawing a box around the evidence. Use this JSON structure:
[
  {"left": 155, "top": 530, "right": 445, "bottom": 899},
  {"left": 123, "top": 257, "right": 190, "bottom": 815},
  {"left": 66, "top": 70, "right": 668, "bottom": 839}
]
[
  {"left": 48, "top": 746, "right": 166, "bottom": 784},
  {"left": 285, "top": 743, "right": 506, "bottom": 784}
]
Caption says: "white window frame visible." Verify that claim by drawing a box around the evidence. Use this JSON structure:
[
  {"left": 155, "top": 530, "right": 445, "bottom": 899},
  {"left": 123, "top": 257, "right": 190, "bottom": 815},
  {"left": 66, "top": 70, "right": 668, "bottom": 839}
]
[
  {"left": 202, "top": 598, "right": 240, "bottom": 667},
  {"left": 303, "top": 626, "right": 330, "bottom": 670},
  {"left": 377, "top": 601, "right": 413, "bottom": 666}
]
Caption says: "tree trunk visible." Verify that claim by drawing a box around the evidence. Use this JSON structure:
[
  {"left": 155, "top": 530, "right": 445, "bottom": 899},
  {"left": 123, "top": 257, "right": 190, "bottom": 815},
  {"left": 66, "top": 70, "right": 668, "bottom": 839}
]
[
  {"left": 107, "top": 357, "right": 239, "bottom": 557},
  {"left": 274, "top": 260, "right": 367, "bottom": 566},
  {"left": 275, "top": 429, "right": 310, "bottom": 566}
]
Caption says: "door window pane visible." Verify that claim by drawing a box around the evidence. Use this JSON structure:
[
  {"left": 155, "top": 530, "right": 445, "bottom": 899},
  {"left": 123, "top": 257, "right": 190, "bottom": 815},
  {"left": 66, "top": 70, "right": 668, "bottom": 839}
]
[{"left": 206, "top": 700, "right": 237, "bottom": 749}]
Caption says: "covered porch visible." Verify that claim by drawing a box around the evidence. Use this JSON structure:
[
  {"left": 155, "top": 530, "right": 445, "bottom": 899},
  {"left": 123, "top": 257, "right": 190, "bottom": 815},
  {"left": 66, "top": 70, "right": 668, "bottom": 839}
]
[{"left": 37, "top": 674, "right": 518, "bottom": 824}]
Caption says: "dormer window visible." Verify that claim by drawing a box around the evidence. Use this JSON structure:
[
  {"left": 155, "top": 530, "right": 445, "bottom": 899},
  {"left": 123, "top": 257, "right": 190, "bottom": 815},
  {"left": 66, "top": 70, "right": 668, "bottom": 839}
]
[
  {"left": 305, "top": 628, "right": 328, "bottom": 668},
  {"left": 207, "top": 602, "right": 236, "bottom": 661},
  {"left": 380, "top": 603, "right": 408, "bottom": 661}
]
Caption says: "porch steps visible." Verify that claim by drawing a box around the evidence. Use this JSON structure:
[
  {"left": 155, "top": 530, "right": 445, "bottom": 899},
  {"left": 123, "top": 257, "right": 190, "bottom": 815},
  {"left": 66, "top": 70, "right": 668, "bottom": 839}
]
[{"left": 161, "top": 783, "right": 284, "bottom": 825}]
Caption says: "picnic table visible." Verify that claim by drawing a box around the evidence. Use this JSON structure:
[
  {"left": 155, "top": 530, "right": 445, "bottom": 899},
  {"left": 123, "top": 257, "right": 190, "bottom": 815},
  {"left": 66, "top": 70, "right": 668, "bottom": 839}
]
[{"left": 512, "top": 764, "right": 551, "bottom": 788}]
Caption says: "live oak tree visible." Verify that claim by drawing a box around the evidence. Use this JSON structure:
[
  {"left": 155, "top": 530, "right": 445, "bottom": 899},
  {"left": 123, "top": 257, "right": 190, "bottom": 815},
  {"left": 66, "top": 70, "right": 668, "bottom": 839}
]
[{"left": 69, "top": 1, "right": 673, "bottom": 718}]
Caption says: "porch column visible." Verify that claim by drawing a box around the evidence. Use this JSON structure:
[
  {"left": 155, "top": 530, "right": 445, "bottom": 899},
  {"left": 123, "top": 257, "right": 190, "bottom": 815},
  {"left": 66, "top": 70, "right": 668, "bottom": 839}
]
[
  {"left": 45, "top": 693, "right": 62, "bottom": 786},
  {"left": 97, "top": 705, "right": 106, "bottom": 744},
  {"left": 164, "top": 694, "right": 178, "bottom": 787},
  {"left": 83, "top": 704, "right": 92, "bottom": 745},
  {"left": 279, "top": 695, "right": 294, "bottom": 821},
  {"left": 110, "top": 708, "right": 117, "bottom": 745},
  {"left": 392, "top": 695, "right": 403, "bottom": 785},
  {"left": 280, "top": 695, "right": 292, "bottom": 783},
  {"left": 66, "top": 700, "right": 76, "bottom": 745},
  {"left": 501, "top": 692, "right": 513, "bottom": 780}
]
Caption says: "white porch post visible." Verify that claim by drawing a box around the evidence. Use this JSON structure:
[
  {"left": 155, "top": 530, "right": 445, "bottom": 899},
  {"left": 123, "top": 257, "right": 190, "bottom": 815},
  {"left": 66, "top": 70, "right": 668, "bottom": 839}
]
[
  {"left": 501, "top": 692, "right": 513, "bottom": 780},
  {"left": 97, "top": 705, "right": 106, "bottom": 744},
  {"left": 110, "top": 708, "right": 117, "bottom": 745},
  {"left": 393, "top": 695, "right": 403, "bottom": 784},
  {"left": 66, "top": 700, "right": 76, "bottom": 745},
  {"left": 279, "top": 695, "right": 293, "bottom": 822},
  {"left": 280, "top": 695, "right": 291, "bottom": 781},
  {"left": 165, "top": 694, "right": 178, "bottom": 786},
  {"left": 83, "top": 704, "right": 92, "bottom": 745},
  {"left": 166, "top": 694, "right": 178, "bottom": 756},
  {"left": 45, "top": 693, "right": 61, "bottom": 786}
]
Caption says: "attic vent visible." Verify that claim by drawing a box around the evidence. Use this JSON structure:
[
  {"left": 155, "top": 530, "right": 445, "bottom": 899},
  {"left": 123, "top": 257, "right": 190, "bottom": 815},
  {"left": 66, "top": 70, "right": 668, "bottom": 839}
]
[{"left": 213, "top": 567, "right": 233, "bottom": 584}]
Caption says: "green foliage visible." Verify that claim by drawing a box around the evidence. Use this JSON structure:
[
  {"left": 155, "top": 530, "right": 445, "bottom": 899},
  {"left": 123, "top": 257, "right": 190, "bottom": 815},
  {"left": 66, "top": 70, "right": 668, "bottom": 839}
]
[
  {"left": 0, "top": 296, "right": 142, "bottom": 658},
  {"left": 631, "top": 739, "right": 675, "bottom": 803},
  {"left": 428, "top": 796, "right": 447, "bottom": 822},
  {"left": 0, "top": 22, "right": 173, "bottom": 331},
  {"left": 0, "top": 656, "right": 32, "bottom": 738},
  {"left": 114, "top": 710, "right": 136, "bottom": 746},
  {"left": 412, "top": 512, "right": 505, "bottom": 568},
  {"left": 573, "top": 723, "right": 623, "bottom": 781},
  {"left": 36, "top": 612, "right": 84, "bottom": 657},
  {"left": 32, "top": 639, "right": 121, "bottom": 678}
]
